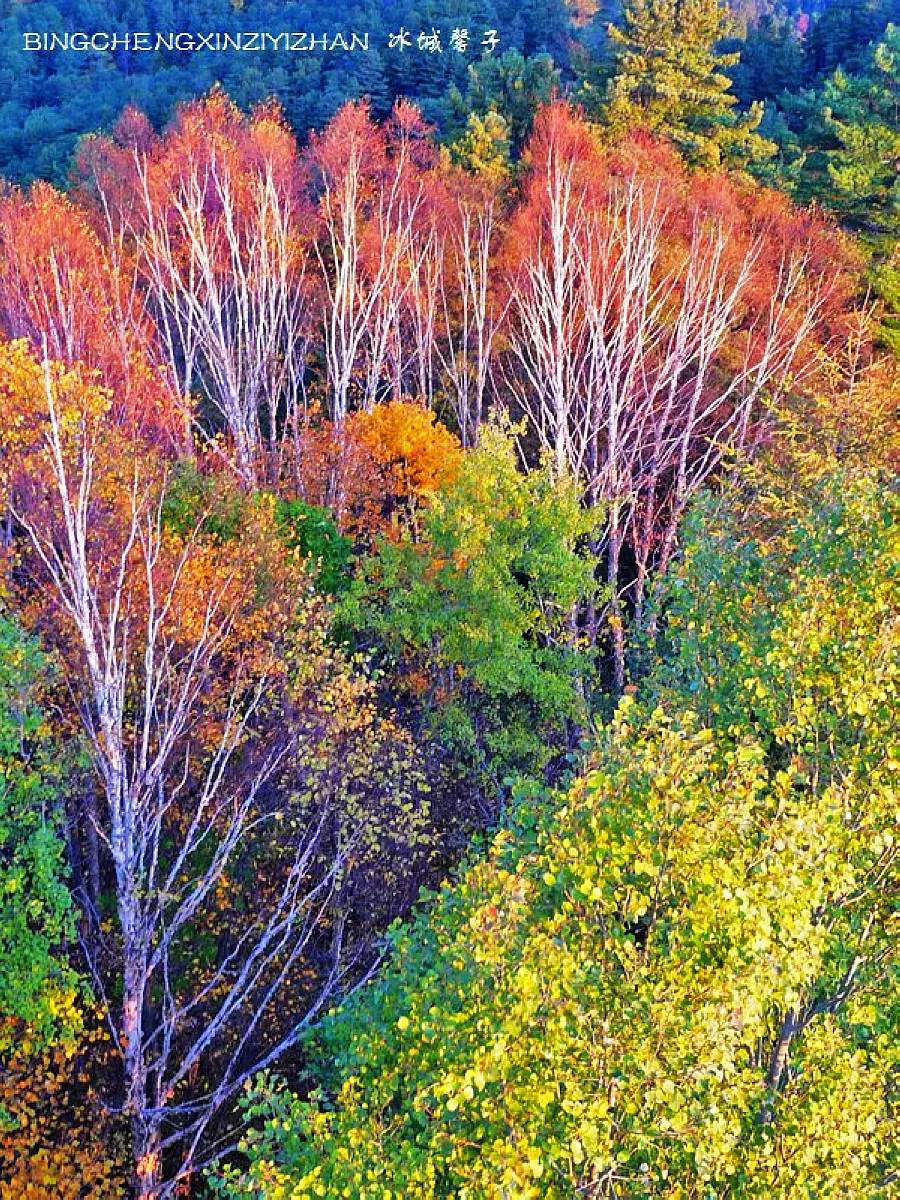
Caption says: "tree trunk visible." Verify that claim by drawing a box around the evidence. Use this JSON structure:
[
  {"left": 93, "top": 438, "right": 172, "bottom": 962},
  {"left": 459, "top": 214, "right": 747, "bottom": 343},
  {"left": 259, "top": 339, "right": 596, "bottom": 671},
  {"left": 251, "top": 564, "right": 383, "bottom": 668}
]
[
  {"left": 84, "top": 783, "right": 101, "bottom": 913},
  {"left": 759, "top": 1007, "right": 801, "bottom": 1125},
  {"left": 132, "top": 1114, "right": 163, "bottom": 1199},
  {"left": 607, "top": 505, "right": 625, "bottom": 695}
]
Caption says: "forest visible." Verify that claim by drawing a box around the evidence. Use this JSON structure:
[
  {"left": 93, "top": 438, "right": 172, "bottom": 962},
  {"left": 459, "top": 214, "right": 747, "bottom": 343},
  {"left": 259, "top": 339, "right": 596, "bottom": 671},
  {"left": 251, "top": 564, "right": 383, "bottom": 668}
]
[{"left": 0, "top": 0, "right": 897, "bottom": 1196}]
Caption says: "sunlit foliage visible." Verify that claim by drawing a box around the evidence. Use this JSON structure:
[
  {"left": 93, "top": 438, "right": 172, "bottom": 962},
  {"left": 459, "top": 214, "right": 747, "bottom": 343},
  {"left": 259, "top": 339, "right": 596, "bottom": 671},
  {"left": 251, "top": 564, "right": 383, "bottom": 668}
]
[
  {"left": 343, "top": 421, "right": 599, "bottom": 782},
  {"left": 219, "top": 464, "right": 898, "bottom": 1198}
]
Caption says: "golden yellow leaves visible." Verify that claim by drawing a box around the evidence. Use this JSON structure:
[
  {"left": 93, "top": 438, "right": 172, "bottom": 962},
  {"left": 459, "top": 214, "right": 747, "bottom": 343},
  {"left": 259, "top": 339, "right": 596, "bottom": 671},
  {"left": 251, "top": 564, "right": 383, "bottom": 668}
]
[
  {"left": 350, "top": 402, "right": 462, "bottom": 505},
  {"left": 0, "top": 1010, "right": 127, "bottom": 1199}
]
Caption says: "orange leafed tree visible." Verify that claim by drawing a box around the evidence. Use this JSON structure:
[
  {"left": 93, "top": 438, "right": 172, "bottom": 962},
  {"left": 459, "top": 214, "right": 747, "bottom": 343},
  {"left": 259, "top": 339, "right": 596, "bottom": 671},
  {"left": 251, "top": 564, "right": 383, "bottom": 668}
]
[
  {"left": 287, "top": 404, "right": 462, "bottom": 539},
  {"left": 79, "top": 89, "right": 316, "bottom": 486},
  {"left": 351, "top": 401, "right": 462, "bottom": 496},
  {"left": 350, "top": 400, "right": 463, "bottom": 536},
  {"left": 0, "top": 181, "right": 182, "bottom": 448},
  {"left": 500, "top": 103, "right": 860, "bottom": 687}
]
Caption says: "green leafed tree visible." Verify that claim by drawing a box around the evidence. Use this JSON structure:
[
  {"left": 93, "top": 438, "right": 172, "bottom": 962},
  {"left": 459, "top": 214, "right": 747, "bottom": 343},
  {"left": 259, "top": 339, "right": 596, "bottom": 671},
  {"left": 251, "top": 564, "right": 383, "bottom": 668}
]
[
  {"left": 448, "top": 109, "right": 513, "bottom": 185},
  {"left": 772, "top": 24, "right": 900, "bottom": 233},
  {"left": 341, "top": 420, "right": 599, "bottom": 786},
  {"left": 0, "top": 616, "right": 81, "bottom": 1056},
  {"left": 771, "top": 24, "right": 899, "bottom": 349},
  {"left": 216, "top": 463, "right": 898, "bottom": 1198},
  {"left": 600, "top": 0, "right": 776, "bottom": 168},
  {"left": 820, "top": 25, "right": 900, "bottom": 237},
  {"left": 445, "top": 49, "right": 562, "bottom": 156}
]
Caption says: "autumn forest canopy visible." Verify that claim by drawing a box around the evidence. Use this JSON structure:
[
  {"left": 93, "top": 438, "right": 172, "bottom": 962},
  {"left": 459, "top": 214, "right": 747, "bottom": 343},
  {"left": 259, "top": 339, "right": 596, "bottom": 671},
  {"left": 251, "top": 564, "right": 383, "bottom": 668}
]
[{"left": 0, "top": 1, "right": 897, "bottom": 1197}]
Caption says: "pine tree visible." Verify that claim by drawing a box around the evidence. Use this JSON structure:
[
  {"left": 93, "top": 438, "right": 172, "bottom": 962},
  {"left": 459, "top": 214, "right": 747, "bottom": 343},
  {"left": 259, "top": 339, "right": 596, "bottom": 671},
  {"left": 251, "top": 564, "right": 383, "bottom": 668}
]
[
  {"left": 601, "top": 0, "right": 775, "bottom": 168},
  {"left": 449, "top": 109, "right": 513, "bottom": 183},
  {"left": 727, "top": 2, "right": 805, "bottom": 108},
  {"left": 822, "top": 25, "right": 900, "bottom": 237}
]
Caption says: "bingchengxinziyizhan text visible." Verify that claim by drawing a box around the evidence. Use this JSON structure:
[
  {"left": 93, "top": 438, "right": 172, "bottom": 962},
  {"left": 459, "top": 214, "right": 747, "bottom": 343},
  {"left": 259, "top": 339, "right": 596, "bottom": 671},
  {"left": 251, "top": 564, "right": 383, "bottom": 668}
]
[{"left": 21, "top": 28, "right": 502, "bottom": 54}]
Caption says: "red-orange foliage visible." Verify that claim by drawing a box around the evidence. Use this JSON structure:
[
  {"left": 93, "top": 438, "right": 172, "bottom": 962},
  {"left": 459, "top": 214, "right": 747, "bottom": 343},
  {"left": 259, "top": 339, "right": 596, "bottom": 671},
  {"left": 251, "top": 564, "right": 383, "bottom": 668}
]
[
  {"left": 350, "top": 400, "right": 462, "bottom": 499},
  {"left": 287, "top": 402, "right": 462, "bottom": 539},
  {"left": 289, "top": 417, "right": 385, "bottom": 534},
  {"left": 78, "top": 88, "right": 317, "bottom": 485},
  {"left": 500, "top": 102, "right": 862, "bottom": 685},
  {"left": 0, "top": 93, "right": 869, "bottom": 636},
  {"left": 506, "top": 103, "right": 860, "bottom": 469},
  {"left": 0, "top": 182, "right": 181, "bottom": 446}
]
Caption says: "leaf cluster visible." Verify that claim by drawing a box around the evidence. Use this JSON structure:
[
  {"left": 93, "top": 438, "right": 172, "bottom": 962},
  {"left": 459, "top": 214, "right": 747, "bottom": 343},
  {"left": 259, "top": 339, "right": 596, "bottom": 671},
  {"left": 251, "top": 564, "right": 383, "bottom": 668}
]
[
  {"left": 218, "top": 462, "right": 898, "bottom": 1198},
  {"left": 341, "top": 421, "right": 600, "bottom": 780}
]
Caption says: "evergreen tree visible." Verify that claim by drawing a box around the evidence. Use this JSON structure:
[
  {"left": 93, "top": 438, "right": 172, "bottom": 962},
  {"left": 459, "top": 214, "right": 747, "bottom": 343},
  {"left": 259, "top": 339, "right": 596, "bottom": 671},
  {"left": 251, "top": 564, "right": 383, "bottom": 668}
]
[
  {"left": 774, "top": 23, "right": 899, "bottom": 235},
  {"left": 804, "top": 0, "right": 897, "bottom": 80},
  {"left": 821, "top": 24, "right": 900, "bottom": 236},
  {"left": 725, "top": 1, "right": 805, "bottom": 107},
  {"left": 601, "top": 0, "right": 775, "bottom": 168},
  {"left": 445, "top": 49, "right": 561, "bottom": 152},
  {"left": 449, "top": 107, "right": 513, "bottom": 181}
]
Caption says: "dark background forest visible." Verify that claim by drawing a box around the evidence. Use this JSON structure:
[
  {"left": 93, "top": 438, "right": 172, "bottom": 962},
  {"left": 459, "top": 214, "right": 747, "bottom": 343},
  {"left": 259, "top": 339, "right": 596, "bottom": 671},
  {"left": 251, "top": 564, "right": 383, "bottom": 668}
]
[{"left": 0, "top": 0, "right": 896, "bottom": 186}]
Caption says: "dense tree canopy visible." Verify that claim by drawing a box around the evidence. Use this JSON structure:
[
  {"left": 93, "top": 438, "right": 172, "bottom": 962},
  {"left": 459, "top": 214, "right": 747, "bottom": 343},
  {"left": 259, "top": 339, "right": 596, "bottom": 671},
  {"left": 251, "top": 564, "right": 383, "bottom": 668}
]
[
  {"left": 0, "top": 617, "right": 80, "bottom": 1054},
  {"left": 0, "top": 7, "right": 896, "bottom": 1191},
  {"left": 2, "top": 0, "right": 896, "bottom": 224},
  {"left": 0, "top": 0, "right": 577, "bottom": 184},
  {"left": 217, "top": 463, "right": 898, "bottom": 1199}
]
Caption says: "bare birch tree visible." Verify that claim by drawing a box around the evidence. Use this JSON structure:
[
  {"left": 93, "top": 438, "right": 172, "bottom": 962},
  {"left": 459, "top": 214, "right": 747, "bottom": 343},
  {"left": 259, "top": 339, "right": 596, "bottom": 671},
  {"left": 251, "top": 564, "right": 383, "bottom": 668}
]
[
  {"left": 400, "top": 218, "right": 443, "bottom": 408},
  {"left": 3, "top": 350, "right": 363, "bottom": 1198},
  {"left": 76, "top": 93, "right": 315, "bottom": 487},
  {"left": 628, "top": 241, "right": 834, "bottom": 630},
  {"left": 502, "top": 137, "right": 590, "bottom": 478},
  {"left": 436, "top": 181, "right": 502, "bottom": 446},
  {"left": 503, "top": 105, "right": 849, "bottom": 687},
  {"left": 309, "top": 101, "right": 431, "bottom": 422},
  {"left": 127, "top": 144, "right": 311, "bottom": 486}
]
